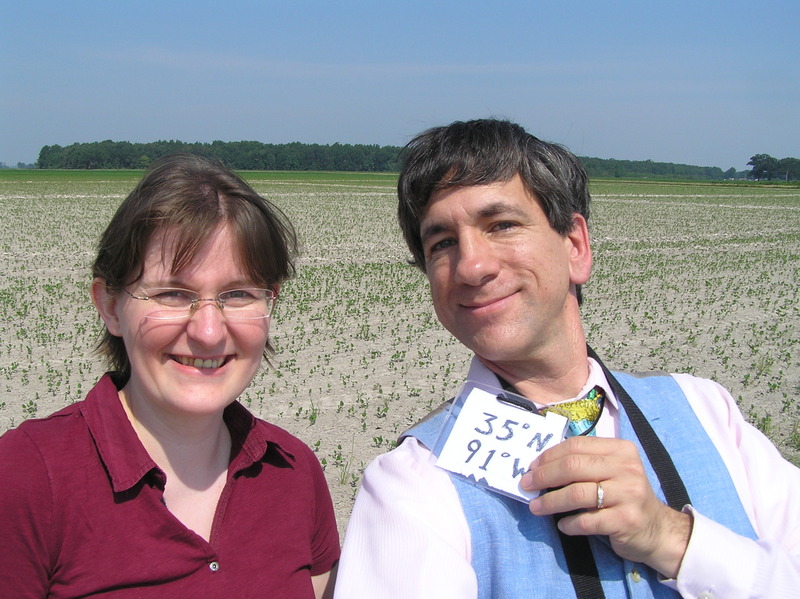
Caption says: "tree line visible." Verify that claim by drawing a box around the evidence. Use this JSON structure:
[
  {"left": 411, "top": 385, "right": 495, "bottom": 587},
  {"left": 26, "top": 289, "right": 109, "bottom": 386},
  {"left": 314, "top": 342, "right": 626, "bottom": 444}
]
[
  {"left": 29, "top": 140, "right": 799, "bottom": 181},
  {"left": 747, "top": 154, "right": 800, "bottom": 181},
  {"left": 579, "top": 157, "right": 729, "bottom": 180},
  {"left": 36, "top": 140, "right": 403, "bottom": 172}
]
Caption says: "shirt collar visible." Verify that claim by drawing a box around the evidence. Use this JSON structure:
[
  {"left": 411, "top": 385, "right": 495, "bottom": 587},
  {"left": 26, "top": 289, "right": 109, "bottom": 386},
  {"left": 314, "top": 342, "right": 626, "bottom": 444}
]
[
  {"left": 464, "top": 355, "right": 620, "bottom": 412},
  {"left": 80, "top": 373, "right": 160, "bottom": 493},
  {"left": 81, "top": 373, "right": 290, "bottom": 493},
  {"left": 223, "top": 400, "right": 297, "bottom": 473}
]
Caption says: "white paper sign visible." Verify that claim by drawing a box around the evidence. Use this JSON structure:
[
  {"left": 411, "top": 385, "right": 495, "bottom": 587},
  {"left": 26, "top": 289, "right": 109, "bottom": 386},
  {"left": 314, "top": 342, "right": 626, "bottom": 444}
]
[{"left": 436, "top": 387, "right": 568, "bottom": 502}]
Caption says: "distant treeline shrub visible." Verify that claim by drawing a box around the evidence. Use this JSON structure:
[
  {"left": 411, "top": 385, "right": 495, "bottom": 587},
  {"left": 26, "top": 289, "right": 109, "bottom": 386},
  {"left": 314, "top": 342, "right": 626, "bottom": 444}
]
[
  {"left": 580, "top": 157, "right": 727, "bottom": 180},
  {"left": 36, "top": 140, "right": 745, "bottom": 180},
  {"left": 37, "top": 140, "right": 403, "bottom": 172}
]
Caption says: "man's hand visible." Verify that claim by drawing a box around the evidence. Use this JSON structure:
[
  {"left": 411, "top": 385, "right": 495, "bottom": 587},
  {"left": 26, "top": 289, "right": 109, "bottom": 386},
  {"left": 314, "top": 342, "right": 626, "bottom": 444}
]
[{"left": 521, "top": 436, "right": 692, "bottom": 578}]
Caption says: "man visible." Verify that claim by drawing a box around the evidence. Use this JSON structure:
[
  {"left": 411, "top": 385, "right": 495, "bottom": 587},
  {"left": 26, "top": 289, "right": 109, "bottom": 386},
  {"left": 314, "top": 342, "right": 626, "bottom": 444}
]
[{"left": 335, "top": 119, "right": 800, "bottom": 598}]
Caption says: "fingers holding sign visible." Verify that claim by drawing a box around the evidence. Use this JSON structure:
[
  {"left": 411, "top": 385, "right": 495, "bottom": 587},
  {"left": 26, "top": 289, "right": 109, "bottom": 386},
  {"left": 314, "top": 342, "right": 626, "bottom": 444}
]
[{"left": 521, "top": 436, "right": 692, "bottom": 579}]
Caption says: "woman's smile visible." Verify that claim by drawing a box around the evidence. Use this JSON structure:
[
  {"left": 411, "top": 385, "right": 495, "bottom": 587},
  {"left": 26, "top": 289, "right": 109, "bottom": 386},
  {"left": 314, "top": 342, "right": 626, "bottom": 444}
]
[{"left": 171, "top": 354, "right": 233, "bottom": 370}]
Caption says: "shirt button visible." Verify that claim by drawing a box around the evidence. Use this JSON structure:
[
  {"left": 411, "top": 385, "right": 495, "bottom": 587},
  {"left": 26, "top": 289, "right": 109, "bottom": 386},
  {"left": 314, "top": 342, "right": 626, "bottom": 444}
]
[
  {"left": 630, "top": 567, "right": 641, "bottom": 583},
  {"left": 698, "top": 593, "right": 714, "bottom": 599},
  {"left": 209, "top": 561, "right": 220, "bottom": 572}
]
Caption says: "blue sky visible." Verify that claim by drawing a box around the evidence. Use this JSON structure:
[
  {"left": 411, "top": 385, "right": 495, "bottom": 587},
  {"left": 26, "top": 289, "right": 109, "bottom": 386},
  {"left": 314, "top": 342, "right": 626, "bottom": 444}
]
[{"left": 2, "top": 1, "right": 797, "bottom": 170}]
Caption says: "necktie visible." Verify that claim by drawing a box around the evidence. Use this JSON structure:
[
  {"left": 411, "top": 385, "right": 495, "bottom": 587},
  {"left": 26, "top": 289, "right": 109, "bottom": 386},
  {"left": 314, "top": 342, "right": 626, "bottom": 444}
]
[{"left": 540, "top": 386, "right": 605, "bottom": 437}]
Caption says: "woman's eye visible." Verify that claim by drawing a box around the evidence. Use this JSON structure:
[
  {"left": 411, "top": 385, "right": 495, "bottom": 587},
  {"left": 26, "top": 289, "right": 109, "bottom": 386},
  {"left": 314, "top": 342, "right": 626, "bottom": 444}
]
[
  {"left": 148, "top": 289, "right": 194, "bottom": 306},
  {"left": 222, "top": 289, "right": 255, "bottom": 301},
  {"left": 154, "top": 289, "right": 190, "bottom": 300}
]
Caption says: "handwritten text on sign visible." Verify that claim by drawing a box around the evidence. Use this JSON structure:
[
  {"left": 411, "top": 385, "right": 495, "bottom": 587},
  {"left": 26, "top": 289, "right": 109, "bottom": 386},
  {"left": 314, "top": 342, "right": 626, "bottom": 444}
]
[{"left": 436, "top": 387, "right": 568, "bottom": 502}]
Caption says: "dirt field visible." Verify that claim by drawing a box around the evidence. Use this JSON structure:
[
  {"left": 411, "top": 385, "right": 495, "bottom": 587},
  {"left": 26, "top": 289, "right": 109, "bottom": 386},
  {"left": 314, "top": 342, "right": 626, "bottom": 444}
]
[{"left": 1, "top": 172, "right": 798, "bottom": 534}]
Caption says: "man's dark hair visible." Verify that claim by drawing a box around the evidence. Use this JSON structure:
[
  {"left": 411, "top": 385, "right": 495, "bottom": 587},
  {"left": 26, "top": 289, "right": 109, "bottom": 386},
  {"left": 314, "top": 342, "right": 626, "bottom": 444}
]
[{"left": 397, "top": 118, "right": 591, "bottom": 273}]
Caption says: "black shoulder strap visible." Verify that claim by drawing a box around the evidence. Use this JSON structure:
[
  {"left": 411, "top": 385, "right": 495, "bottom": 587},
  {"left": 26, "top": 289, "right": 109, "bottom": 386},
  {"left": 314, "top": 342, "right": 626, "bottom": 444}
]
[
  {"left": 509, "top": 348, "right": 693, "bottom": 598},
  {"left": 587, "top": 345, "right": 692, "bottom": 510},
  {"left": 555, "top": 524, "right": 606, "bottom": 598},
  {"left": 497, "top": 376, "right": 606, "bottom": 597}
]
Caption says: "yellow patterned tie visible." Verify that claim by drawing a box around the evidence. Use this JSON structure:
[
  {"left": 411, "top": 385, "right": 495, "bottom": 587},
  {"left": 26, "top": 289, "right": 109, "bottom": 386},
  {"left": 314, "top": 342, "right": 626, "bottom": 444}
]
[{"left": 540, "top": 386, "right": 605, "bottom": 437}]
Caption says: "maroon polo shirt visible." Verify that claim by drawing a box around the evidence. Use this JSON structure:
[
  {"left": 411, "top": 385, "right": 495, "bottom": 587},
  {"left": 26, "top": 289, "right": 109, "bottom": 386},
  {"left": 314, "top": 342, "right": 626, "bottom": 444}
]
[{"left": 0, "top": 373, "right": 340, "bottom": 598}]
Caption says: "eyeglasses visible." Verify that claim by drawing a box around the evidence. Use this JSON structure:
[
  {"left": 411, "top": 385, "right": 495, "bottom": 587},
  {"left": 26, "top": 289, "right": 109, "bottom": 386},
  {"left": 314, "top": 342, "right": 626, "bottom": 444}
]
[{"left": 123, "top": 287, "right": 277, "bottom": 320}]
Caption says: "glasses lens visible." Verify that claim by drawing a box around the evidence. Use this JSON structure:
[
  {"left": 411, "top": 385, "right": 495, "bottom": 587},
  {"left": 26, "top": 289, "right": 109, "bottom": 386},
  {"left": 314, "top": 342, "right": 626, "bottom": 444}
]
[
  {"left": 137, "top": 288, "right": 191, "bottom": 320},
  {"left": 140, "top": 288, "right": 275, "bottom": 320},
  {"left": 221, "top": 289, "right": 275, "bottom": 320}
]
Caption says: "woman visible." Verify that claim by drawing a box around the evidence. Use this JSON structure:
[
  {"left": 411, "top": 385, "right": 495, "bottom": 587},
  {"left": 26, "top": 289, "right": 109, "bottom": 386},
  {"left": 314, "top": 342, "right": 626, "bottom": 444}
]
[{"left": 0, "top": 155, "right": 339, "bottom": 597}]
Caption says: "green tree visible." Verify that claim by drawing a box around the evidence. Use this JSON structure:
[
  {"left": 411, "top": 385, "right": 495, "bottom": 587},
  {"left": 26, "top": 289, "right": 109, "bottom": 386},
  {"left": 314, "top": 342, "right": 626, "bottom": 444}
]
[
  {"left": 777, "top": 157, "right": 800, "bottom": 181},
  {"left": 747, "top": 154, "right": 779, "bottom": 180}
]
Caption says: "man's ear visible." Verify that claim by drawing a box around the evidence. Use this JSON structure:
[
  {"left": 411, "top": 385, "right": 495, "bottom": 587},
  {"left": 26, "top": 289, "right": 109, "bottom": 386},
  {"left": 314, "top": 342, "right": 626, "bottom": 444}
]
[
  {"left": 566, "top": 214, "right": 592, "bottom": 286},
  {"left": 91, "top": 278, "right": 122, "bottom": 336}
]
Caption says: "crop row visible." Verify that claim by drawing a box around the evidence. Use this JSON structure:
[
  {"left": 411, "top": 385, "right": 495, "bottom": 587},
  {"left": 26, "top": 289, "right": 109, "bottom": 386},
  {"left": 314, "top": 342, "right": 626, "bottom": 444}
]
[{"left": 0, "top": 173, "right": 798, "bottom": 531}]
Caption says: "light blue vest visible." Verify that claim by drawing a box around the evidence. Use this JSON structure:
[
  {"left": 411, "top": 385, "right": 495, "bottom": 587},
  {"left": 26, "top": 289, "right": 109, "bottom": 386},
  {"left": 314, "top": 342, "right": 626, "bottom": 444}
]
[{"left": 404, "top": 372, "right": 757, "bottom": 599}]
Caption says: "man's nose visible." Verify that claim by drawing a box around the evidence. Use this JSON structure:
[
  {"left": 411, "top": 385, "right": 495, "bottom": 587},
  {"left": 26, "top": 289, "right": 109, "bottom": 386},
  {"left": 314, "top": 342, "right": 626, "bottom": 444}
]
[{"left": 453, "top": 235, "right": 499, "bottom": 286}]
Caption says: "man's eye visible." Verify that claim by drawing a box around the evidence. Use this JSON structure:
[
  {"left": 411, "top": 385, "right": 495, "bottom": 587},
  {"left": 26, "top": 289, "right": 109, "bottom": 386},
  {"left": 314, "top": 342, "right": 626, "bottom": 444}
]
[
  {"left": 493, "top": 221, "right": 517, "bottom": 231},
  {"left": 429, "top": 238, "right": 456, "bottom": 253}
]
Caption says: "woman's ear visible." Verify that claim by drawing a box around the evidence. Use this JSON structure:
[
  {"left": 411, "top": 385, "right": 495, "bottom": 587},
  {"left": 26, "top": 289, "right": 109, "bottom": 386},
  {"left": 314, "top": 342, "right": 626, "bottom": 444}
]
[{"left": 91, "top": 278, "right": 122, "bottom": 336}]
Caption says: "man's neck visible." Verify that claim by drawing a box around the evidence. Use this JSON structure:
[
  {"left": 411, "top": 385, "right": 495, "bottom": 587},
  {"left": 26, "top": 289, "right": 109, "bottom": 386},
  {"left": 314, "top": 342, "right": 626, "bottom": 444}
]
[{"left": 478, "top": 344, "right": 590, "bottom": 405}]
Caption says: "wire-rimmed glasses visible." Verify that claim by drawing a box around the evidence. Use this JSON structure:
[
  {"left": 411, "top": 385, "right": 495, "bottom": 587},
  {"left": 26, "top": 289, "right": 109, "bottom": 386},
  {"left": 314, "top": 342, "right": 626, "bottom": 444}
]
[{"left": 123, "top": 287, "right": 277, "bottom": 320}]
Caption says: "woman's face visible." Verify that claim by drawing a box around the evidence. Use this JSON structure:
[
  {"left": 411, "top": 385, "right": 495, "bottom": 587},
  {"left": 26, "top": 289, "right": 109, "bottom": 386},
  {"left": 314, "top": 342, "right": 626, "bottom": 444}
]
[{"left": 95, "top": 224, "right": 273, "bottom": 420}]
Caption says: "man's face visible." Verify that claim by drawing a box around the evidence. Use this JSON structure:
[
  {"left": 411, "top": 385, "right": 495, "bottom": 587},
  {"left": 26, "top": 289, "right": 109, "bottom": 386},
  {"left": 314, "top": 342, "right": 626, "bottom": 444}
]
[{"left": 419, "top": 174, "right": 591, "bottom": 367}]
